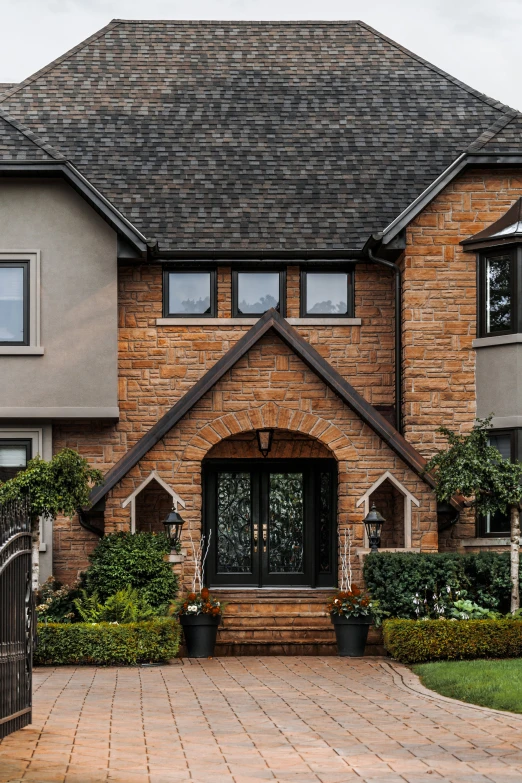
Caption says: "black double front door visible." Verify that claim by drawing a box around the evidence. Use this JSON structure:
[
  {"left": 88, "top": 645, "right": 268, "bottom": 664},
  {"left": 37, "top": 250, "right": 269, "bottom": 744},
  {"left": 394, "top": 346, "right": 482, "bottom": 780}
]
[{"left": 204, "top": 459, "right": 337, "bottom": 588}]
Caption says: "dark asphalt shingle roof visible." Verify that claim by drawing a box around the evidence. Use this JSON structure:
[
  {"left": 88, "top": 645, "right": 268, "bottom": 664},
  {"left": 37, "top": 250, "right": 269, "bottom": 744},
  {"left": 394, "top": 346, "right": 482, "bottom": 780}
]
[
  {"left": 0, "top": 20, "right": 519, "bottom": 250},
  {"left": 0, "top": 111, "right": 57, "bottom": 160}
]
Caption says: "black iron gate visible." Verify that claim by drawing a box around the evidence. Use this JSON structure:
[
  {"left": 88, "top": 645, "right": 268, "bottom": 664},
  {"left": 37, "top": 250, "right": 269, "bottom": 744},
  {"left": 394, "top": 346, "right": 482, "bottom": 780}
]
[{"left": 0, "top": 498, "right": 33, "bottom": 739}]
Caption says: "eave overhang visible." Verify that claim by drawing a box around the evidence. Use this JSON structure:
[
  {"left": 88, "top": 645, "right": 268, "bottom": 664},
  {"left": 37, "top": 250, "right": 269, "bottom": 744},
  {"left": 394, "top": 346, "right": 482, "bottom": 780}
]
[
  {"left": 373, "top": 153, "right": 522, "bottom": 250},
  {"left": 0, "top": 160, "right": 152, "bottom": 256},
  {"left": 461, "top": 196, "right": 522, "bottom": 252}
]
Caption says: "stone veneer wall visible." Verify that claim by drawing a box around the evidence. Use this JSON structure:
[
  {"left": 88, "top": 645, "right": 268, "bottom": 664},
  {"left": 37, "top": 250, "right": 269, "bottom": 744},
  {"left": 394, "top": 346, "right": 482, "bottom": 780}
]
[
  {"left": 402, "top": 167, "right": 522, "bottom": 550},
  {"left": 99, "top": 332, "right": 437, "bottom": 591}
]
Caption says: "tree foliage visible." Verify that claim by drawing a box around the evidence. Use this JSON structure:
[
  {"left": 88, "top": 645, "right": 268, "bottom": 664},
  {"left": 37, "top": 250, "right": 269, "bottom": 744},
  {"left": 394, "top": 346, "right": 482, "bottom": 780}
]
[
  {"left": 424, "top": 417, "right": 522, "bottom": 516},
  {"left": 0, "top": 448, "right": 103, "bottom": 519}
]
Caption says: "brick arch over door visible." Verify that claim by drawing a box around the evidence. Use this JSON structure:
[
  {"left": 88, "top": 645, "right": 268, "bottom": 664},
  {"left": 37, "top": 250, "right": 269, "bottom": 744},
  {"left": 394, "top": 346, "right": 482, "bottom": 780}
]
[{"left": 179, "top": 402, "right": 354, "bottom": 464}]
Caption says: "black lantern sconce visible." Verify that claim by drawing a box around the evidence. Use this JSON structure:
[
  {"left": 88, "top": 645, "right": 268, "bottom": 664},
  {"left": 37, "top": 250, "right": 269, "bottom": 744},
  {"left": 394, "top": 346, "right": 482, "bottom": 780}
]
[
  {"left": 256, "top": 428, "right": 274, "bottom": 458},
  {"left": 163, "top": 506, "right": 185, "bottom": 550},
  {"left": 363, "top": 503, "right": 385, "bottom": 553}
]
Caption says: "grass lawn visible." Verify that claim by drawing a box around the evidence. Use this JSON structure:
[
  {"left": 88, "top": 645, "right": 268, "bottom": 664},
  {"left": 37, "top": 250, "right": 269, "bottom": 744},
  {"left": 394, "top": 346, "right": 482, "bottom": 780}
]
[{"left": 413, "top": 659, "right": 522, "bottom": 713}]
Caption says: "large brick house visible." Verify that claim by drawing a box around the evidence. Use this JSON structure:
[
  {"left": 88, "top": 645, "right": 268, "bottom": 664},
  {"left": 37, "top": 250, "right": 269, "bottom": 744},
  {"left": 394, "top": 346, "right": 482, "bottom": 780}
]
[{"left": 1, "top": 20, "right": 521, "bottom": 651}]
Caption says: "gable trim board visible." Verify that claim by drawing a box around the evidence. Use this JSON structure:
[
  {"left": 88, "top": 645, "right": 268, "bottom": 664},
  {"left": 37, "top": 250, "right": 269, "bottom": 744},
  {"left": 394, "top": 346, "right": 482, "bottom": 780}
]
[{"left": 89, "top": 308, "right": 436, "bottom": 509}]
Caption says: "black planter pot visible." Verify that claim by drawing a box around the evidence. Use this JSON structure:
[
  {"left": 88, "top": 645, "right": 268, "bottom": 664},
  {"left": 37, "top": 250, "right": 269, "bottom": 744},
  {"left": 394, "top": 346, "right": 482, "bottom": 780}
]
[
  {"left": 330, "top": 614, "right": 371, "bottom": 657},
  {"left": 180, "top": 613, "right": 221, "bottom": 658}
]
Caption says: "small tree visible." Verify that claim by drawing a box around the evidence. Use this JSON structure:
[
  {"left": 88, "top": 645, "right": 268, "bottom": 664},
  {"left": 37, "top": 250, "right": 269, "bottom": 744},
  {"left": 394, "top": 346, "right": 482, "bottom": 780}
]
[
  {"left": 425, "top": 418, "right": 522, "bottom": 612},
  {"left": 0, "top": 448, "right": 103, "bottom": 586}
]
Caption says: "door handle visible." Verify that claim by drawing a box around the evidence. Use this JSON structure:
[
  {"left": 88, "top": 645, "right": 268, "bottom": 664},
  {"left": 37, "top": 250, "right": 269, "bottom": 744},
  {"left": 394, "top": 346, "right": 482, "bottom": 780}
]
[
  {"left": 253, "top": 524, "right": 258, "bottom": 553},
  {"left": 262, "top": 524, "right": 268, "bottom": 553}
]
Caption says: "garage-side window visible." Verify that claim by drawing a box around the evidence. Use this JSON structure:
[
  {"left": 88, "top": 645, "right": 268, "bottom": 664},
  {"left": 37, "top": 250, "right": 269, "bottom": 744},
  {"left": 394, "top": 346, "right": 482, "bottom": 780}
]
[
  {"left": 0, "top": 438, "right": 32, "bottom": 482},
  {"left": 0, "top": 262, "right": 28, "bottom": 345}
]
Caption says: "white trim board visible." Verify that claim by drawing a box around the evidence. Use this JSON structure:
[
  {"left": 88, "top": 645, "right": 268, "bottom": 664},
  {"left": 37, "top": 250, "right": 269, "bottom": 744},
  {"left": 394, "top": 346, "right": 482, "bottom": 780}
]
[
  {"left": 121, "top": 470, "right": 186, "bottom": 534},
  {"left": 356, "top": 470, "right": 420, "bottom": 549}
]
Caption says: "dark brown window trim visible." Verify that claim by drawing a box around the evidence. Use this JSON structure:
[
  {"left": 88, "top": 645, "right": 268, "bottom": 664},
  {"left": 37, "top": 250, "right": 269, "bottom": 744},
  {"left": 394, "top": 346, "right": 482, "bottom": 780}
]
[
  {"left": 0, "top": 261, "right": 29, "bottom": 346},
  {"left": 477, "top": 428, "right": 522, "bottom": 537},
  {"left": 232, "top": 270, "right": 286, "bottom": 318},
  {"left": 477, "top": 247, "right": 522, "bottom": 338},
  {"left": 299, "top": 266, "right": 355, "bottom": 318},
  {"left": 162, "top": 267, "right": 217, "bottom": 318}
]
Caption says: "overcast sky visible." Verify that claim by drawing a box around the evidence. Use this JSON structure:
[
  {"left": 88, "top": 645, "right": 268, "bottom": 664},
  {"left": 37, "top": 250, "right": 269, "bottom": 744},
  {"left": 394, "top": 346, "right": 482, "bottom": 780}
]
[{"left": 1, "top": 0, "right": 521, "bottom": 112}]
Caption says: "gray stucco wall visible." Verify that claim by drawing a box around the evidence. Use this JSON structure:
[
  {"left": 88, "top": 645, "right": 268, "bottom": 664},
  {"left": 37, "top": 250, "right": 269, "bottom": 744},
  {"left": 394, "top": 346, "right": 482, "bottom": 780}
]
[
  {"left": 0, "top": 179, "right": 118, "bottom": 415},
  {"left": 476, "top": 343, "right": 522, "bottom": 426}
]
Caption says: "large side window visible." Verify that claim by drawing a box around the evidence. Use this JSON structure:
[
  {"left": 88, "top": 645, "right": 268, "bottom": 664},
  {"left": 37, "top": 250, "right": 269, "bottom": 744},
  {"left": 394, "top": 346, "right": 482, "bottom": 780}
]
[
  {"left": 479, "top": 430, "right": 520, "bottom": 536},
  {"left": 0, "top": 262, "right": 29, "bottom": 345},
  {"left": 232, "top": 271, "right": 285, "bottom": 317},
  {"left": 300, "top": 269, "right": 354, "bottom": 317},
  {"left": 479, "top": 251, "right": 518, "bottom": 337},
  {"left": 163, "top": 269, "right": 216, "bottom": 317},
  {"left": 0, "top": 438, "right": 32, "bottom": 482}
]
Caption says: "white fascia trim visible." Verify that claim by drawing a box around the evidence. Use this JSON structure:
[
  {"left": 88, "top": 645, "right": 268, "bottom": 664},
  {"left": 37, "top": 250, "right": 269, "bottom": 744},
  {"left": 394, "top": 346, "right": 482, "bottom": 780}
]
[
  {"left": 473, "top": 334, "right": 522, "bottom": 348},
  {"left": 157, "top": 317, "right": 362, "bottom": 327},
  {"left": 0, "top": 407, "right": 119, "bottom": 418}
]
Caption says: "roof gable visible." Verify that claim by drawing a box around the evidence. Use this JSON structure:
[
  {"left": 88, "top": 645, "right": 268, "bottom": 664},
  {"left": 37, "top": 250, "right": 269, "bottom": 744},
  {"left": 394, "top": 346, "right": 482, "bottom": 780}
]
[
  {"left": 0, "top": 20, "right": 516, "bottom": 251},
  {"left": 89, "top": 309, "right": 434, "bottom": 507}
]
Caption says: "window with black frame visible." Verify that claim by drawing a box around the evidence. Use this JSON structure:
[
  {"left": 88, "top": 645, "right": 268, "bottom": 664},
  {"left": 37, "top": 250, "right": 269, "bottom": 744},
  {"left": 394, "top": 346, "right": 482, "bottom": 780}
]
[
  {"left": 300, "top": 270, "right": 354, "bottom": 317},
  {"left": 163, "top": 270, "right": 216, "bottom": 317},
  {"left": 232, "top": 271, "right": 284, "bottom": 317},
  {"left": 0, "top": 439, "right": 32, "bottom": 482},
  {"left": 479, "top": 430, "right": 521, "bottom": 536},
  {"left": 0, "top": 262, "right": 29, "bottom": 345},
  {"left": 479, "top": 251, "right": 517, "bottom": 336}
]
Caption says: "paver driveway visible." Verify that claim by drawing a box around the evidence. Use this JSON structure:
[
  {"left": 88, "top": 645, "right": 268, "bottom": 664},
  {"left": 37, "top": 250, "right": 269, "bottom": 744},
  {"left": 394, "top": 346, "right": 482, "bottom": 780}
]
[{"left": 1, "top": 658, "right": 522, "bottom": 783}]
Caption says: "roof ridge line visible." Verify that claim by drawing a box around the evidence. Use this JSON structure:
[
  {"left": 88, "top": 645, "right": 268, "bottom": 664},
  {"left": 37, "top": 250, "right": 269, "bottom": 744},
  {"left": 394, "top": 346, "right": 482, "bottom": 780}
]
[
  {"left": 0, "top": 106, "right": 65, "bottom": 160},
  {"left": 0, "top": 19, "right": 122, "bottom": 105},
  {"left": 356, "top": 21, "right": 519, "bottom": 117},
  {"left": 466, "top": 113, "right": 521, "bottom": 152}
]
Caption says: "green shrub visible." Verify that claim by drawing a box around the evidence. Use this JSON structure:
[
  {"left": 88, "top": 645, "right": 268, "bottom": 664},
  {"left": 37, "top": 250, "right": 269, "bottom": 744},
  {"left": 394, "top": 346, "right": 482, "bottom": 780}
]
[
  {"left": 74, "top": 586, "right": 157, "bottom": 623},
  {"left": 35, "top": 618, "right": 181, "bottom": 665},
  {"left": 383, "top": 618, "right": 522, "bottom": 663},
  {"left": 363, "top": 551, "right": 513, "bottom": 619},
  {"left": 82, "top": 532, "right": 178, "bottom": 608},
  {"left": 36, "top": 577, "right": 80, "bottom": 623}
]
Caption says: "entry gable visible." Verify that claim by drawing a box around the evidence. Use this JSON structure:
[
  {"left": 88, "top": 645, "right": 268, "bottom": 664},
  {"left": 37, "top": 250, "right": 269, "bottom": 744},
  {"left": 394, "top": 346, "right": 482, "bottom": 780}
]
[{"left": 90, "top": 310, "right": 434, "bottom": 507}]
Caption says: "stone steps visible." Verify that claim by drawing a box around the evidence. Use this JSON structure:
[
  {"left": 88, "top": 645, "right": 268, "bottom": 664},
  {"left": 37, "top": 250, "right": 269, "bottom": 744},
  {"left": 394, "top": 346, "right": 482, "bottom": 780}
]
[{"left": 206, "top": 589, "right": 385, "bottom": 656}]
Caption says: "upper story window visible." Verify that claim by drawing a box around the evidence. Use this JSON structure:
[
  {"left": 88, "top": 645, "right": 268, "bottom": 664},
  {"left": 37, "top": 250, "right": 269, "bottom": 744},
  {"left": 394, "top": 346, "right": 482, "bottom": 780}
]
[
  {"left": 163, "top": 269, "right": 216, "bottom": 317},
  {"left": 0, "top": 438, "right": 31, "bottom": 482},
  {"left": 479, "top": 429, "right": 521, "bottom": 536},
  {"left": 0, "top": 262, "right": 28, "bottom": 345},
  {"left": 479, "top": 251, "right": 518, "bottom": 337},
  {"left": 232, "top": 271, "right": 285, "bottom": 317},
  {"left": 300, "top": 270, "right": 354, "bottom": 317}
]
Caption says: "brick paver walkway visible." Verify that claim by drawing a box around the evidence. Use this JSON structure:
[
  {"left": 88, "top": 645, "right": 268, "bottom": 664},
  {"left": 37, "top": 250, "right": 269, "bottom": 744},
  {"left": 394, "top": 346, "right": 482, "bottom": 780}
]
[{"left": 1, "top": 658, "right": 522, "bottom": 783}]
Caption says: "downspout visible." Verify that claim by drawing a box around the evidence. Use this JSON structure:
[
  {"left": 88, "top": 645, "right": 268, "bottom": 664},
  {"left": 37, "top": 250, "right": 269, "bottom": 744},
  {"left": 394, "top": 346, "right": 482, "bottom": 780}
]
[
  {"left": 77, "top": 507, "right": 103, "bottom": 537},
  {"left": 365, "top": 248, "right": 402, "bottom": 434}
]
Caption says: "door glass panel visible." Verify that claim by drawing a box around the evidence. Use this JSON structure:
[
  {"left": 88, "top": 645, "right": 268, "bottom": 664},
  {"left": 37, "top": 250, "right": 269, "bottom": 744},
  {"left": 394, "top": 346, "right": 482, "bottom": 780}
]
[
  {"left": 216, "top": 472, "right": 252, "bottom": 572},
  {"left": 268, "top": 473, "right": 304, "bottom": 573},
  {"left": 319, "top": 472, "right": 332, "bottom": 573}
]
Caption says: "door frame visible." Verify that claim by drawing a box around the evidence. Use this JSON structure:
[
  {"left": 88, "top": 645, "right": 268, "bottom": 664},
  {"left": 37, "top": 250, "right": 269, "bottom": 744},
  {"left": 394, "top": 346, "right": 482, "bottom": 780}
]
[{"left": 203, "top": 458, "right": 337, "bottom": 588}]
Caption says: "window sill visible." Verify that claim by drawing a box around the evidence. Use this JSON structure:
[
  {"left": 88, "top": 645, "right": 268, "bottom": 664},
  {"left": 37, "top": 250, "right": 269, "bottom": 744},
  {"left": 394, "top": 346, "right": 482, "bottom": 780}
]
[
  {"left": 473, "top": 334, "right": 522, "bottom": 348},
  {"left": 461, "top": 537, "right": 511, "bottom": 547},
  {"left": 0, "top": 346, "right": 44, "bottom": 355},
  {"left": 156, "top": 317, "right": 362, "bottom": 327}
]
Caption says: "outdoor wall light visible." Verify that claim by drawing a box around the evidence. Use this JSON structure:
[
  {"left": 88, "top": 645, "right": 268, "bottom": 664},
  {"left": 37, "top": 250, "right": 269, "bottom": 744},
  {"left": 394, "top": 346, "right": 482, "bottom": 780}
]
[
  {"left": 256, "top": 428, "right": 274, "bottom": 458},
  {"left": 163, "top": 507, "right": 185, "bottom": 549},
  {"left": 363, "top": 503, "right": 385, "bottom": 553}
]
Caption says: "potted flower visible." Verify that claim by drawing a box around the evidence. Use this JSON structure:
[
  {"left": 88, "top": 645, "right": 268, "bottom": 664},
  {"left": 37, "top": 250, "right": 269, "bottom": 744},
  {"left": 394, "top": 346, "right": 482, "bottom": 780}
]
[
  {"left": 177, "top": 587, "right": 222, "bottom": 658},
  {"left": 327, "top": 585, "right": 373, "bottom": 656}
]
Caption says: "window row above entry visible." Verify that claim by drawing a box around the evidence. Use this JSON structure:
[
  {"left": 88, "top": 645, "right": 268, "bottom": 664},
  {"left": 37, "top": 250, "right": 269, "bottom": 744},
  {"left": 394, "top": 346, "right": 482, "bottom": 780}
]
[{"left": 162, "top": 269, "right": 355, "bottom": 319}]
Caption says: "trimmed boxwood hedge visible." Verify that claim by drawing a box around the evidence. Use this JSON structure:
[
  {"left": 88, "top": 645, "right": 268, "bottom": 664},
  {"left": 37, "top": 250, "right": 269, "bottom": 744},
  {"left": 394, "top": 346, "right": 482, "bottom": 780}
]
[
  {"left": 383, "top": 618, "right": 522, "bottom": 664},
  {"left": 35, "top": 618, "right": 181, "bottom": 665}
]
